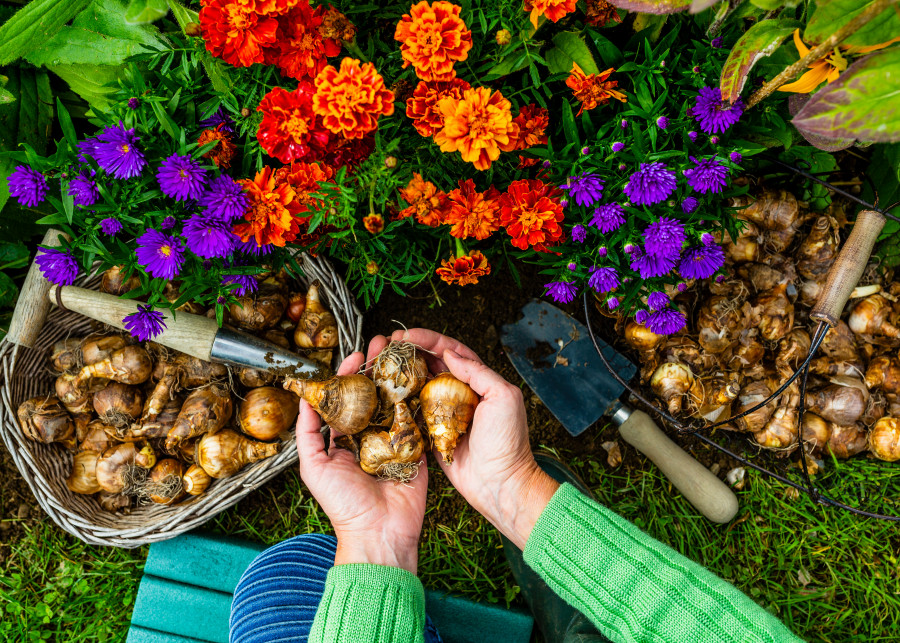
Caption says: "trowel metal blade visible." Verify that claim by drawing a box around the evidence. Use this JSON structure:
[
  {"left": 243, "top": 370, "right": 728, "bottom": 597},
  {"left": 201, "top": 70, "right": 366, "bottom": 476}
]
[{"left": 501, "top": 299, "right": 637, "bottom": 436}]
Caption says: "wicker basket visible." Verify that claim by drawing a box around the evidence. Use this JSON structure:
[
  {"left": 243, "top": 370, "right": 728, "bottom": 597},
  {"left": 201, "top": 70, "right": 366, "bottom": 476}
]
[{"left": 0, "top": 253, "right": 362, "bottom": 548}]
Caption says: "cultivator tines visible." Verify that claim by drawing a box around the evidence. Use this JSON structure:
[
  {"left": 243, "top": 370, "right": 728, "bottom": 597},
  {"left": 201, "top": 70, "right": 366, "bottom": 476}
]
[{"left": 584, "top": 165, "right": 900, "bottom": 522}]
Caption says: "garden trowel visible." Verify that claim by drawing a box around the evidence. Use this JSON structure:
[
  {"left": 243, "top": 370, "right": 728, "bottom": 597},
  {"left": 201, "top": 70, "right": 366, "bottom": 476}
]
[{"left": 501, "top": 299, "right": 738, "bottom": 523}]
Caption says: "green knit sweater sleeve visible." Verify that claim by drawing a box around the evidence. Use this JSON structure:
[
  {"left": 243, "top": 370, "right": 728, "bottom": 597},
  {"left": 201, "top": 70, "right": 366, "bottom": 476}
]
[
  {"left": 309, "top": 563, "right": 425, "bottom": 643},
  {"left": 524, "top": 483, "right": 805, "bottom": 643}
]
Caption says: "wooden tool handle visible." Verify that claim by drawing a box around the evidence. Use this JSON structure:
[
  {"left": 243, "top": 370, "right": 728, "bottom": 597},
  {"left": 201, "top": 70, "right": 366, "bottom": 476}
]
[
  {"left": 49, "top": 286, "right": 220, "bottom": 361},
  {"left": 6, "top": 229, "right": 68, "bottom": 348},
  {"left": 811, "top": 209, "right": 885, "bottom": 326},
  {"left": 618, "top": 410, "right": 739, "bottom": 523}
]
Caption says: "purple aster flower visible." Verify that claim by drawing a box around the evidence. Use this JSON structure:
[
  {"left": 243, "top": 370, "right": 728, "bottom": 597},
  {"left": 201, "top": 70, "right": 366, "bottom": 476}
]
[
  {"left": 123, "top": 305, "right": 167, "bottom": 342},
  {"left": 656, "top": 116, "right": 669, "bottom": 130},
  {"left": 611, "top": 142, "right": 625, "bottom": 152},
  {"left": 647, "top": 308, "right": 686, "bottom": 335},
  {"left": 634, "top": 309, "right": 649, "bottom": 324},
  {"left": 156, "top": 154, "right": 208, "bottom": 202},
  {"left": 237, "top": 238, "right": 274, "bottom": 257},
  {"left": 127, "top": 97, "right": 140, "bottom": 110},
  {"left": 701, "top": 232, "right": 715, "bottom": 246},
  {"left": 643, "top": 217, "right": 685, "bottom": 257},
  {"left": 694, "top": 87, "right": 743, "bottom": 134},
  {"left": 76, "top": 138, "right": 97, "bottom": 163},
  {"left": 35, "top": 247, "right": 79, "bottom": 286},
  {"left": 93, "top": 122, "right": 146, "bottom": 179},
  {"left": 223, "top": 274, "right": 258, "bottom": 296},
  {"left": 587, "top": 266, "right": 618, "bottom": 293},
  {"left": 647, "top": 291, "right": 669, "bottom": 312},
  {"left": 688, "top": 132, "right": 699, "bottom": 144},
  {"left": 199, "top": 175, "right": 250, "bottom": 222},
  {"left": 623, "top": 162, "right": 677, "bottom": 206},
  {"left": 679, "top": 244, "right": 725, "bottom": 280},
  {"left": 69, "top": 170, "right": 99, "bottom": 207},
  {"left": 624, "top": 242, "right": 638, "bottom": 255},
  {"left": 589, "top": 203, "right": 626, "bottom": 234},
  {"left": 630, "top": 247, "right": 677, "bottom": 279},
  {"left": 598, "top": 246, "right": 608, "bottom": 257},
  {"left": 135, "top": 229, "right": 185, "bottom": 279},
  {"left": 562, "top": 173, "right": 605, "bottom": 207},
  {"left": 711, "top": 37, "right": 723, "bottom": 49},
  {"left": 199, "top": 108, "right": 235, "bottom": 135},
  {"left": 681, "top": 196, "right": 699, "bottom": 214},
  {"left": 161, "top": 216, "right": 177, "bottom": 230},
  {"left": 684, "top": 156, "right": 728, "bottom": 195},
  {"left": 7, "top": 165, "right": 48, "bottom": 207},
  {"left": 677, "top": 282, "right": 687, "bottom": 292},
  {"left": 620, "top": 119, "right": 628, "bottom": 129},
  {"left": 571, "top": 224, "right": 587, "bottom": 243},
  {"left": 183, "top": 212, "right": 238, "bottom": 258},
  {"left": 730, "top": 151, "right": 743, "bottom": 164},
  {"left": 607, "top": 297, "right": 619, "bottom": 310},
  {"left": 560, "top": 199, "right": 569, "bottom": 208},
  {"left": 100, "top": 218, "right": 123, "bottom": 236},
  {"left": 544, "top": 280, "right": 578, "bottom": 304}
]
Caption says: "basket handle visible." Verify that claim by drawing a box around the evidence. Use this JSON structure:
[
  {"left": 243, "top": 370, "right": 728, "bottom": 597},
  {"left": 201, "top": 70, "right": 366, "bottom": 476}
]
[
  {"left": 811, "top": 209, "right": 886, "bottom": 326},
  {"left": 6, "top": 229, "right": 68, "bottom": 348}
]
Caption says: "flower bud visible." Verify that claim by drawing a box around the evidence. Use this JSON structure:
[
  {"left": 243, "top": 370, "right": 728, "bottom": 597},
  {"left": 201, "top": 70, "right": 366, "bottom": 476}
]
[
  {"left": 185, "top": 22, "right": 202, "bottom": 37},
  {"left": 240, "top": 107, "right": 251, "bottom": 118},
  {"left": 581, "top": 146, "right": 590, "bottom": 155},
  {"left": 710, "top": 135, "right": 720, "bottom": 145},
  {"left": 384, "top": 156, "right": 398, "bottom": 169},
  {"left": 495, "top": 29, "right": 511, "bottom": 45},
  {"left": 366, "top": 260, "right": 379, "bottom": 275},
  {"left": 598, "top": 246, "right": 608, "bottom": 257}
]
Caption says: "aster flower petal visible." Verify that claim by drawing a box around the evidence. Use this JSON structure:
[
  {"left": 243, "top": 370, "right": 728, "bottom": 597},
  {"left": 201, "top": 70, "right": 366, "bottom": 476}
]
[
  {"left": 679, "top": 244, "right": 725, "bottom": 280},
  {"left": 589, "top": 203, "right": 626, "bottom": 234},
  {"left": 222, "top": 274, "right": 259, "bottom": 296},
  {"left": 684, "top": 156, "right": 728, "bottom": 195},
  {"left": 183, "top": 212, "right": 239, "bottom": 258},
  {"left": 646, "top": 308, "right": 686, "bottom": 335},
  {"left": 93, "top": 122, "right": 146, "bottom": 179},
  {"left": 135, "top": 229, "right": 185, "bottom": 280},
  {"left": 199, "top": 175, "right": 250, "bottom": 222},
  {"left": 587, "top": 266, "right": 618, "bottom": 293},
  {"left": 561, "top": 172, "right": 605, "bottom": 207},
  {"left": 623, "top": 162, "right": 677, "bottom": 206},
  {"left": 693, "top": 87, "right": 743, "bottom": 134},
  {"left": 35, "top": 247, "right": 79, "bottom": 286},
  {"left": 643, "top": 217, "right": 685, "bottom": 257},
  {"left": 123, "top": 305, "right": 167, "bottom": 342},
  {"left": 7, "top": 165, "right": 48, "bottom": 207},
  {"left": 544, "top": 279, "right": 578, "bottom": 304},
  {"left": 157, "top": 154, "right": 208, "bottom": 202}
]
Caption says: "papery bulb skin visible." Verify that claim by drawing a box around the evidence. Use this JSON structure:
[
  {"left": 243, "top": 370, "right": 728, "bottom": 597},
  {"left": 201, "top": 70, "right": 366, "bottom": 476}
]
[
  {"left": 294, "top": 282, "right": 339, "bottom": 349},
  {"left": 165, "top": 384, "right": 233, "bottom": 451},
  {"left": 146, "top": 459, "right": 185, "bottom": 505},
  {"left": 17, "top": 396, "right": 75, "bottom": 447},
  {"left": 733, "top": 190, "right": 799, "bottom": 231},
  {"left": 100, "top": 265, "right": 141, "bottom": 296},
  {"left": 751, "top": 284, "right": 794, "bottom": 343},
  {"left": 79, "top": 420, "right": 118, "bottom": 453},
  {"left": 197, "top": 429, "right": 280, "bottom": 478},
  {"left": 238, "top": 387, "right": 300, "bottom": 441},
  {"left": 624, "top": 321, "right": 663, "bottom": 352},
  {"left": 775, "top": 329, "right": 811, "bottom": 370},
  {"left": 848, "top": 294, "right": 900, "bottom": 340},
  {"left": 93, "top": 382, "right": 143, "bottom": 428},
  {"left": 690, "top": 374, "right": 740, "bottom": 422},
  {"left": 284, "top": 374, "right": 378, "bottom": 435},
  {"left": 358, "top": 401, "right": 425, "bottom": 480},
  {"left": 142, "top": 361, "right": 179, "bottom": 423},
  {"left": 868, "top": 417, "right": 900, "bottom": 461},
  {"left": 650, "top": 362, "right": 694, "bottom": 415},
  {"left": 51, "top": 338, "right": 84, "bottom": 373},
  {"left": 66, "top": 450, "right": 102, "bottom": 494},
  {"left": 229, "top": 277, "right": 288, "bottom": 331},
  {"left": 286, "top": 292, "right": 306, "bottom": 323},
  {"left": 697, "top": 296, "right": 750, "bottom": 354},
  {"left": 754, "top": 405, "right": 799, "bottom": 450},
  {"left": 95, "top": 442, "right": 157, "bottom": 493},
  {"left": 420, "top": 373, "right": 479, "bottom": 464},
  {"left": 55, "top": 372, "right": 94, "bottom": 416},
  {"left": 182, "top": 464, "right": 213, "bottom": 495},
  {"left": 175, "top": 354, "right": 229, "bottom": 388},
  {"left": 127, "top": 396, "right": 183, "bottom": 440},
  {"left": 372, "top": 341, "right": 429, "bottom": 405},
  {"left": 717, "top": 223, "right": 760, "bottom": 264},
  {"left": 97, "top": 491, "right": 132, "bottom": 513},
  {"left": 238, "top": 367, "right": 276, "bottom": 388},
  {"left": 801, "top": 413, "right": 831, "bottom": 453},
  {"left": 81, "top": 334, "right": 129, "bottom": 366},
  {"left": 796, "top": 216, "right": 839, "bottom": 281},
  {"left": 826, "top": 422, "right": 868, "bottom": 459},
  {"left": 74, "top": 345, "right": 152, "bottom": 389},
  {"left": 807, "top": 381, "right": 868, "bottom": 426},
  {"left": 732, "top": 381, "right": 777, "bottom": 433},
  {"left": 864, "top": 356, "right": 900, "bottom": 395}
]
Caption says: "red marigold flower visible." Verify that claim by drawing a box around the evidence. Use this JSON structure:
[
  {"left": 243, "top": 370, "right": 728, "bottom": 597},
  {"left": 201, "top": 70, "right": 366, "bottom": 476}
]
[
  {"left": 394, "top": 1, "right": 473, "bottom": 82},
  {"left": 399, "top": 172, "right": 449, "bottom": 227},
  {"left": 363, "top": 214, "right": 385, "bottom": 234},
  {"left": 524, "top": 0, "right": 577, "bottom": 30},
  {"left": 584, "top": 0, "right": 623, "bottom": 27},
  {"left": 234, "top": 166, "right": 305, "bottom": 247},
  {"left": 323, "top": 132, "right": 375, "bottom": 170},
  {"left": 566, "top": 63, "right": 627, "bottom": 116},
  {"left": 200, "top": 0, "right": 280, "bottom": 68},
  {"left": 274, "top": 161, "right": 334, "bottom": 206},
  {"left": 516, "top": 155, "right": 540, "bottom": 169},
  {"left": 319, "top": 5, "right": 356, "bottom": 42},
  {"left": 275, "top": 1, "right": 341, "bottom": 80},
  {"left": 257, "top": 84, "right": 333, "bottom": 164},
  {"left": 511, "top": 103, "right": 549, "bottom": 150},
  {"left": 498, "top": 179, "right": 565, "bottom": 252},
  {"left": 197, "top": 125, "right": 237, "bottom": 169},
  {"left": 436, "top": 250, "right": 491, "bottom": 286},
  {"left": 444, "top": 179, "right": 501, "bottom": 240},
  {"left": 313, "top": 58, "right": 395, "bottom": 139},
  {"left": 434, "top": 87, "right": 519, "bottom": 171},
  {"left": 406, "top": 78, "right": 470, "bottom": 137}
]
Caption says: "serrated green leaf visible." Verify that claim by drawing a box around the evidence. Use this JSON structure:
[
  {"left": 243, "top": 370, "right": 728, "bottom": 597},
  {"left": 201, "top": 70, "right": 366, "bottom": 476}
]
[
  {"left": 125, "top": 0, "right": 169, "bottom": 24},
  {"left": 793, "top": 47, "right": 900, "bottom": 144},
  {"left": 720, "top": 19, "right": 800, "bottom": 103},
  {"left": 0, "top": 0, "right": 94, "bottom": 65},
  {"left": 608, "top": 0, "right": 689, "bottom": 14},
  {"left": 806, "top": 0, "right": 900, "bottom": 48},
  {"left": 46, "top": 63, "right": 122, "bottom": 112},
  {"left": 485, "top": 51, "right": 529, "bottom": 78},
  {"left": 545, "top": 32, "right": 600, "bottom": 75}
]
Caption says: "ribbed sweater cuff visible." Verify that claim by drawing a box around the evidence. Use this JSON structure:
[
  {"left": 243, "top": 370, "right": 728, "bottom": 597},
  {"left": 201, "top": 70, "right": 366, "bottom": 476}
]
[
  {"left": 524, "top": 483, "right": 804, "bottom": 643},
  {"left": 309, "top": 564, "right": 425, "bottom": 643}
]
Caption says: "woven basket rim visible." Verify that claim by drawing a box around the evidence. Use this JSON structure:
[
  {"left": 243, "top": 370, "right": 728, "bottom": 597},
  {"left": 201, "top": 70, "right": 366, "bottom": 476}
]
[{"left": 0, "top": 252, "right": 362, "bottom": 548}]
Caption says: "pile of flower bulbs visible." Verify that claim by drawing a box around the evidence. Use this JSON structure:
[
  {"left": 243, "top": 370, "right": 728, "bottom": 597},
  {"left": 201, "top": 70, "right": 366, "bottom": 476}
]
[
  {"left": 623, "top": 190, "right": 900, "bottom": 466},
  {"left": 285, "top": 339, "right": 479, "bottom": 481},
  {"left": 16, "top": 268, "right": 339, "bottom": 512}
]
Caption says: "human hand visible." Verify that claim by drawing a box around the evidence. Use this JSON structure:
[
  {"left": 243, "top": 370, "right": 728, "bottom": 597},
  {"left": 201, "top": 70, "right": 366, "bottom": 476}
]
[
  {"left": 295, "top": 335, "right": 428, "bottom": 574},
  {"left": 390, "top": 329, "right": 559, "bottom": 550}
]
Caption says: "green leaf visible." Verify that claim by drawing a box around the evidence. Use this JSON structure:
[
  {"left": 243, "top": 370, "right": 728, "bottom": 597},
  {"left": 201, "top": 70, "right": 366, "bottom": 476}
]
[
  {"left": 56, "top": 98, "right": 78, "bottom": 150},
  {"left": 0, "top": 271, "right": 18, "bottom": 307},
  {"left": 749, "top": 0, "right": 784, "bottom": 8},
  {"left": 0, "top": 240, "right": 29, "bottom": 269},
  {"left": 46, "top": 63, "right": 122, "bottom": 112},
  {"left": 166, "top": 0, "right": 198, "bottom": 31},
  {"left": 720, "top": 19, "right": 801, "bottom": 103},
  {"left": 0, "top": 88, "right": 14, "bottom": 105},
  {"left": 607, "top": 0, "right": 690, "bottom": 14},
  {"left": 805, "top": 0, "right": 900, "bottom": 48},
  {"left": 0, "top": 0, "right": 94, "bottom": 65},
  {"left": 125, "top": 0, "right": 169, "bottom": 24},
  {"left": 561, "top": 99, "right": 578, "bottom": 146},
  {"left": 485, "top": 51, "right": 529, "bottom": 79},
  {"left": 792, "top": 47, "right": 900, "bottom": 144},
  {"left": 545, "top": 32, "right": 600, "bottom": 75}
]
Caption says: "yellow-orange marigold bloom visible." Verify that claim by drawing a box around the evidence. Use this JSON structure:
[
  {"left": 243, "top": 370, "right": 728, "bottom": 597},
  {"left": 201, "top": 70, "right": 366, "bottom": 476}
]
[
  {"left": 399, "top": 173, "right": 449, "bottom": 227},
  {"left": 444, "top": 179, "right": 501, "bottom": 240},
  {"left": 313, "top": 58, "right": 395, "bottom": 139},
  {"left": 274, "top": 161, "right": 334, "bottom": 206},
  {"left": 363, "top": 214, "right": 385, "bottom": 234},
  {"left": 436, "top": 250, "right": 491, "bottom": 285},
  {"left": 434, "top": 87, "right": 519, "bottom": 171},
  {"left": 406, "top": 78, "right": 470, "bottom": 137},
  {"left": 566, "top": 63, "right": 626, "bottom": 116},
  {"left": 524, "top": 0, "right": 577, "bottom": 30},
  {"left": 234, "top": 166, "right": 304, "bottom": 248},
  {"left": 197, "top": 126, "right": 237, "bottom": 169},
  {"left": 394, "top": 1, "right": 473, "bottom": 82},
  {"left": 511, "top": 103, "right": 549, "bottom": 150},
  {"left": 498, "top": 179, "right": 565, "bottom": 252}
]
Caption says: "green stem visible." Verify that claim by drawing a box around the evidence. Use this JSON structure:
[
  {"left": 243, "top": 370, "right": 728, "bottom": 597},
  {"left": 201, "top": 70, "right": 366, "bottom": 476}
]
[{"left": 345, "top": 39, "right": 369, "bottom": 63}]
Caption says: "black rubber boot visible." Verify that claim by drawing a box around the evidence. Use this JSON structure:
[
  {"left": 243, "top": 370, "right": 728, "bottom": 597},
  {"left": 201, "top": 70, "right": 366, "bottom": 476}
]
[{"left": 502, "top": 454, "right": 612, "bottom": 643}]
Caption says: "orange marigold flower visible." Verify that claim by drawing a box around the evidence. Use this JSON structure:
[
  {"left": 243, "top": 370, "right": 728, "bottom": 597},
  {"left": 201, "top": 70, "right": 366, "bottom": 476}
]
[
  {"left": 584, "top": 0, "right": 622, "bottom": 27},
  {"left": 399, "top": 173, "right": 449, "bottom": 226},
  {"left": 523, "top": 0, "right": 577, "bottom": 30},
  {"left": 275, "top": 2, "right": 340, "bottom": 80},
  {"left": 434, "top": 87, "right": 519, "bottom": 171},
  {"left": 517, "top": 155, "right": 540, "bottom": 169},
  {"left": 394, "top": 1, "right": 473, "bottom": 82},
  {"left": 444, "top": 179, "right": 501, "bottom": 240},
  {"left": 406, "top": 78, "right": 471, "bottom": 137},
  {"left": 566, "top": 63, "right": 627, "bottom": 116},
  {"left": 511, "top": 103, "right": 549, "bottom": 150},
  {"left": 234, "top": 166, "right": 304, "bottom": 248},
  {"left": 274, "top": 161, "right": 334, "bottom": 206},
  {"left": 436, "top": 250, "right": 491, "bottom": 286},
  {"left": 313, "top": 58, "right": 395, "bottom": 139},
  {"left": 498, "top": 179, "right": 565, "bottom": 252},
  {"left": 257, "top": 84, "right": 334, "bottom": 164},
  {"left": 319, "top": 5, "right": 356, "bottom": 42},
  {"left": 363, "top": 214, "right": 385, "bottom": 234},
  {"left": 199, "top": 0, "right": 280, "bottom": 68},
  {"left": 197, "top": 125, "right": 237, "bottom": 169}
]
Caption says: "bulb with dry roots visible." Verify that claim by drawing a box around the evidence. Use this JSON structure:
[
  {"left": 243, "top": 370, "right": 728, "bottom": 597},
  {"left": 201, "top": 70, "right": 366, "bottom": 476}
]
[
  {"left": 650, "top": 362, "right": 694, "bottom": 415},
  {"left": 127, "top": 396, "right": 183, "bottom": 440},
  {"left": 825, "top": 423, "right": 868, "bottom": 459},
  {"left": 717, "top": 222, "right": 760, "bottom": 263},
  {"left": 864, "top": 356, "right": 900, "bottom": 395},
  {"left": 750, "top": 284, "right": 794, "bottom": 343},
  {"left": 17, "top": 396, "right": 75, "bottom": 447},
  {"left": 754, "top": 405, "right": 799, "bottom": 450},
  {"left": 98, "top": 492, "right": 132, "bottom": 513},
  {"left": 142, "top": 459, "right": 185, "bottom": 505},
  {"left": 196, "top": 429, "right": 281, "bottom": 478},
  {"left": 229, "top": 278, "right": 288, "bottom": 331},
  {"left": 731, "top": 380, "right": 777, "bottom": 433},
  {"left": 142, "top": 360, "right": 179, "bottom": 423},
  {"left": 182, "top": 464, "right": 212, "bottom": 495},
  {"left": 807, "top": 379, "right": 869, "bottom": 426},
  {"left": 55, "top": 372, "right": 95, "bottom": 416},
  {"left": 796, "top": 216, "right": 839, "bottom": 280},
  {"left": 101, "top": 265, "right": 141, "bottom": 296},
  {"left": 165, "top": 384, "right": 234, "bottom": 451},
  {"left": 848, "top": 294, "right": 900, "bottom": 340},
  {"left": 697, "top": 296, "right": 750, "bottom": 354},
  {"left": 73, "top": 345, "right": 153, "bottom": 389},
  {"left": 67, "top": 450, "right": 102, "bottom": 494},
  {"left": 372, "top": 341, "right": 429, "bottom": 405},
  {"left": 868, "top": 417, "right": 900, "bottom": 462},
  {"left": 95, "top": 442, "right": 157, "bottom": 493},
  {"left": 801, "top": 413, "right": 831, "bottom": 454},
  {"left": 357, "top": 401, "right": 425, "bottom": 481},
  {"left": 175, "top": 354, "right": 229, "bottom": 388},
  {"left": 420, "top": 372, "right": 479, "bottom": 464},
  {"left": 284, "top": 374, "right": 378, "bottom": 435},
  {"left": 294, "top": 281, "right": 339, "bottom": 349},
  {"left": 79, "top": 420, "right": 118, "bottom": 452},
  {"left": 51, "top": 338, "right": 84, "bottom": 373},
  {"left": 624, "top": 321, "right": 663, "bottom": 352},
  {"left": 689, "top": 374, "right": 740, "bottom": 423},
  {"left": 81, "top": 334, "right": 129, "bottom": 367},
  {"left": 93, "top": 382, "right": 143, "bottom": 428},
  {"left": 238, "top": 387, "right": 300, "bottom": 441}
]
